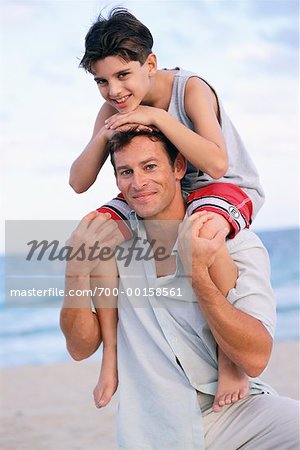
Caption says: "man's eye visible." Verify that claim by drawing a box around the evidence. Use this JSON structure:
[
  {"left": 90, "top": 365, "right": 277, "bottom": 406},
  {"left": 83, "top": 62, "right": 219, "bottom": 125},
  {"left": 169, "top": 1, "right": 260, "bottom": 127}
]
[
  {"left": 145, "top": 164, "right": 157, "bottom": 170},
  {"left": 120, "top": 169, "right": 132, "bottom": 176}
]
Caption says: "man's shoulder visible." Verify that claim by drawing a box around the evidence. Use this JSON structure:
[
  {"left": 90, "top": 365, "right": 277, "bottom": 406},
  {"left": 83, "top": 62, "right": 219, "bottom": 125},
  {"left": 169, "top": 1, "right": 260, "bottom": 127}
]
[{"left": 226, "top": 229, "right": 265, "bottom": 253}]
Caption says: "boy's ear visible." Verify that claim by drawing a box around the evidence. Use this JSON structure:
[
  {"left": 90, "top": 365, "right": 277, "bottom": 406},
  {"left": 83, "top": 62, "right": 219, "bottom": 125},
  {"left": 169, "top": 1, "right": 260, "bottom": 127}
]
[
  {"left": 174, "top": 154, "right": 187, "bottom": 181},
  {"left": 146, "top": 53, "right": 157, "bottom": 76}
]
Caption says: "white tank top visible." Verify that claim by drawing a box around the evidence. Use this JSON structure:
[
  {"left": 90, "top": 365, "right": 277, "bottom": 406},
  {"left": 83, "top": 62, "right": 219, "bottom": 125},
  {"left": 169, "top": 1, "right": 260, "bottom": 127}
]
[{"left": 168, "top": 68, "right": 265, "bottom": 218}]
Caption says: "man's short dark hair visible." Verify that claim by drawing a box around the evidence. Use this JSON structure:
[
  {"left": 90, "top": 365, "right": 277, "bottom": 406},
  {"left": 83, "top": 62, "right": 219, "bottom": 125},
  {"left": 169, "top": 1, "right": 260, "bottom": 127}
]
[
  {"left": 107, "top": 129, "right": 180, "bottom": 171},
  {"left": 80, "top": 7, "right": 154, "bottom": 73}
]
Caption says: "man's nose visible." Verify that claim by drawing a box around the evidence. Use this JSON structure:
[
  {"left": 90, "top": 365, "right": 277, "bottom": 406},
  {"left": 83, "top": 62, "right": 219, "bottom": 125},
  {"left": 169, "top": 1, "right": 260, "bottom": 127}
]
[{"left": 131, "top": 172, "right": 148, "bottom": 190}]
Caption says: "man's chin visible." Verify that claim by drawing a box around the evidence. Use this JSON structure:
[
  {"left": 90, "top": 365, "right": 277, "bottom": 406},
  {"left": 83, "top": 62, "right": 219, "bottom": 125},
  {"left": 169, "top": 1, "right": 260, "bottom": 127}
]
[
  {"left": 132, "top": 206, "right": 158, "bottom": 220},
  {"left": 135, "top": 210, "right": 154, "bottom": 219},
  {"left": 126, "top": 196, "right": 162, "bottom": 219}
]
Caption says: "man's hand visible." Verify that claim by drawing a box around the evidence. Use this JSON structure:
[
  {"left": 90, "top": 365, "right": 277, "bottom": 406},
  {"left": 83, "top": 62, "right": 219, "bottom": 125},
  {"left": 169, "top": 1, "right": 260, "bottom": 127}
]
[
  {"left": 178, "top": 211, "right": 228, "bottom": 275},
  {"left": 65, "top": 211, "right": 122, "bottom": 277},
  {"left": 179, "top": 212, "right": 273, "bottom": 376},
  {"left": 104, "top": 105, "right": 162, "bottom": 130},
  {"left": 61, "top": 211, "right": 121, "bottom": 360}
]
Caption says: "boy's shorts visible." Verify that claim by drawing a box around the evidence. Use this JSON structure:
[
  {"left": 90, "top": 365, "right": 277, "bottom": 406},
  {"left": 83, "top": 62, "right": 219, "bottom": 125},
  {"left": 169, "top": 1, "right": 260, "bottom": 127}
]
[
  {"left": 186, "top": 182, "right": 253, "bottom": 238},
  {"left": 97, "top": 193, "right": 133, "bottom": 241},
  {"left": 97, "top": 183, "right": 253, "bottom": 240}
]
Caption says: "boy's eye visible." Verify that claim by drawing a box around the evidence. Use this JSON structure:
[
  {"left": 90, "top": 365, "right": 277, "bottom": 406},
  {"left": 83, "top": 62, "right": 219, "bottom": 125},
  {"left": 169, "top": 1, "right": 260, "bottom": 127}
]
[
  {"left": 95, "top": 79, "right": 107, "bottom": 85},
  {"left": 118, "top": 72, "right": 129, "bottom": 79}
]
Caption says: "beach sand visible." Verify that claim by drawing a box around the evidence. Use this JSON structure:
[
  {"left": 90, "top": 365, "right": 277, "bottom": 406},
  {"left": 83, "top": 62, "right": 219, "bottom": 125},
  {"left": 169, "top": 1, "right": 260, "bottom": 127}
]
[{"left": 1, "top": 341, "right": 299, "bottom": 450}]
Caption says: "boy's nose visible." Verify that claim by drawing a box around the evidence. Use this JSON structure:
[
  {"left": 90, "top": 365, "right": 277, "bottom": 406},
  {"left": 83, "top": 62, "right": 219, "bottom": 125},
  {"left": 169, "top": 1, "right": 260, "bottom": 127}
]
[{"left": 109, "top": 81, "right": 122, "bottom": 98}]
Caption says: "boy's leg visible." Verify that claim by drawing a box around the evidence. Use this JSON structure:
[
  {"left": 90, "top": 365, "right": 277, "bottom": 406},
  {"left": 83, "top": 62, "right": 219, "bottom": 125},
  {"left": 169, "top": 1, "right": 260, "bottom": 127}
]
[
  {"left": 195, "top": 218, "right": 249, "bottom": 411},
  {"left": 196, "top": 214, "right": 237, "bottom": 293},
  {"left": 215, "top": 348, "right": 249, "bottom": 412},
  {"left": 97, "top": 193, "right": 133, "bottom": 241},
  {"left": 187, "top": 184, "right": 253, "bottom": 411},
  {"left": 186, "top": 182, "right": 253, "bottom": 239},
  {"left": 92, "top": 255, "right": 119, "bottom": 408},
  {"left": 93, "top": 307, "right": 118, "bottom": 408}
]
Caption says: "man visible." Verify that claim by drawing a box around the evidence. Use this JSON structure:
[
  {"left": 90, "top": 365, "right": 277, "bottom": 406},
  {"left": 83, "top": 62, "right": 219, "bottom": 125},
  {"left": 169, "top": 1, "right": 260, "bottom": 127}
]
[{"left": 61, "top": 130, "right": 299, "bottom": 449}]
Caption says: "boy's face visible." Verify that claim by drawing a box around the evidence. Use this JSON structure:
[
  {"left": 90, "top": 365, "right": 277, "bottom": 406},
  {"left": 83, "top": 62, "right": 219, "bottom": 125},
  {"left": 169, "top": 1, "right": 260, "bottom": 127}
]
[{"left": 92, "top": 55, "right": 156, "bottom": 113}]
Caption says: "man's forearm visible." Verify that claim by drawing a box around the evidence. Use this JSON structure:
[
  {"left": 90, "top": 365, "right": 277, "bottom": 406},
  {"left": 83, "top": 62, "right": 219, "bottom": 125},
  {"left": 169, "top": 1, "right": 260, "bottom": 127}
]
[
  {"left": 60, "top": 276, "right": 102, "bottom": 360},
  {"left": 60, "top": 211, "right": 120, "bottom": 359},
  {"left": 193, "top": 266, "right": 272, "bottom": 377}
]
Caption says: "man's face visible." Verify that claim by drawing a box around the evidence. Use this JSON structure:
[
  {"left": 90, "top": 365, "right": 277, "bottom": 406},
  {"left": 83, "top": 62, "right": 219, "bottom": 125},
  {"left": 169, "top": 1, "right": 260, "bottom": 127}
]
[
  {"left": 114, "top": 136, "right": 185, "bottom": 221},
  {"left": 92, "top": 55, "right": 156, "bottom": 113}
]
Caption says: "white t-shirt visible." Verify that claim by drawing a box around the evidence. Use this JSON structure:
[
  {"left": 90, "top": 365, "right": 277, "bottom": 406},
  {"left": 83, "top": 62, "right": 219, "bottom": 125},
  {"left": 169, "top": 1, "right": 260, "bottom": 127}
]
[{"left": 116, "top": 216, "right": 276, "bottom": 449}]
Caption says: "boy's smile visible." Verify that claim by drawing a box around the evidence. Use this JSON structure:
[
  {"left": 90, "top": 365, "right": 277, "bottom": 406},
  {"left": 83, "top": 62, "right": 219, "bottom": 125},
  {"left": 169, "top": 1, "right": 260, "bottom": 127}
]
[{"left": 92, "top": 55, "right": 156, "bottom": 113}]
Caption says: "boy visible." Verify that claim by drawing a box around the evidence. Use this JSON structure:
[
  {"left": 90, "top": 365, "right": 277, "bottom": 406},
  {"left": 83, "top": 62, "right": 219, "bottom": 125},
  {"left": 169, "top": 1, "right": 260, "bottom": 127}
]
[{"left": 71, "top": 8, "right": 265, "bottom": 412}]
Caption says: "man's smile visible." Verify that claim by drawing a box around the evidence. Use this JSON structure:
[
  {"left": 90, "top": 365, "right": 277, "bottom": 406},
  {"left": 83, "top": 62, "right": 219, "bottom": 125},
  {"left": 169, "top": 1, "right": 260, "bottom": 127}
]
[{"left": 131, "top": 191, "right": 157, "bottom": 202}]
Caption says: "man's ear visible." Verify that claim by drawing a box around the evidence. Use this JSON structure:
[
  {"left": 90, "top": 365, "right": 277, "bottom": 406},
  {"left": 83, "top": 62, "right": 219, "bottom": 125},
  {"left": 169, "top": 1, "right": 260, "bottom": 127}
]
[
  {"left": 174, "top": 154, "right": 187, "bottom": 181},
  {"left": 146, "top": 53, "right": 157, "bottom": 76}
]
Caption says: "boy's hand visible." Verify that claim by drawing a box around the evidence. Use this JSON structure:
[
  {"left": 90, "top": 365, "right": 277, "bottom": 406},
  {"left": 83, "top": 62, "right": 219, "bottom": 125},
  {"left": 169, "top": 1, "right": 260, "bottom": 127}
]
[
  {"left": 101, "top": 122, "right": 154, "bottom": 141},
  {"left": 104, "top": 105, "right": 161, "bottom": 130}
]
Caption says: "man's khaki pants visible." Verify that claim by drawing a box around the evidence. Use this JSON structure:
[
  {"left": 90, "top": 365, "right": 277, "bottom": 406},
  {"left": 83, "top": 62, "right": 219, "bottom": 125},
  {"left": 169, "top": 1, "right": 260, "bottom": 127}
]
[{"left": 198, "top": 393, "right": 299, "bottom": 449}]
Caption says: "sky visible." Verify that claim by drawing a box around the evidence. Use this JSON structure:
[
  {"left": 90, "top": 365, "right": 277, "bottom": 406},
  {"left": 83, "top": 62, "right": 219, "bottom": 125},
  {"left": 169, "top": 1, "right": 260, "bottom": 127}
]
[{"left": 1, "top": 0, "right": 299, "bottom": 251}]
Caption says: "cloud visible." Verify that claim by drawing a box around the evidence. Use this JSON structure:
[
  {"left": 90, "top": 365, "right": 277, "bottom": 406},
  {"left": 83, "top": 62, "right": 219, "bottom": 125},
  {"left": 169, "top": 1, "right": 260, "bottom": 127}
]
[
  {"left": 247, "top": 0, "right": 298, "bottom": 18},
  {"left": 225, "top": 41, "right": 297, "bottom": 75},
  {"left": 0, "top": 1, "right": 37, "bottom": 28},
  {"left": 1, "top": 0, "right": 299, "bottom": 232},
  {"left": 227, "top": 42, "right": 274, "bottom": 61},
  {"left": 264, "top": 27, "right": 299, "bottom": 49}
]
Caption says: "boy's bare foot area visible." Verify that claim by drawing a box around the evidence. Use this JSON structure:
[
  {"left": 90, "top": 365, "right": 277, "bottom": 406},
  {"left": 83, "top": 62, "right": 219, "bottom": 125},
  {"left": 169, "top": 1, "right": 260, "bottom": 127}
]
[
  {"left": 93, "top": 346, "right": 118, "bottom": 408},
  {"left": 212, "top": 365, "right": 249, "bottom": 412}
]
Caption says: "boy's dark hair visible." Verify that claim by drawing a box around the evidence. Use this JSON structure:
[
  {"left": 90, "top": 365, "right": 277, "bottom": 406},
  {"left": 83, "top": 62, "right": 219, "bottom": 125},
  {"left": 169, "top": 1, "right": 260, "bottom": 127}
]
[
  {"left": 107, "top": 129, "right": 179, "bottom": 171},
  {"left": 80, "top": 7, "right": 154, "bottom": 73}
]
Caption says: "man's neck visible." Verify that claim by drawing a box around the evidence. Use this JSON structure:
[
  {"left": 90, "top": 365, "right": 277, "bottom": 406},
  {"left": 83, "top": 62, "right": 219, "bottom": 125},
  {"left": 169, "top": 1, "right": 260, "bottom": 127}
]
[
  {"left": 142, "top": 221, "right": 179, "bottom": 278},
  {"left": 144, "top": 219, "right": 180, "bottom": 253},
  {"left": 142, "top": 193, "right": 186, "bottom": 250}
]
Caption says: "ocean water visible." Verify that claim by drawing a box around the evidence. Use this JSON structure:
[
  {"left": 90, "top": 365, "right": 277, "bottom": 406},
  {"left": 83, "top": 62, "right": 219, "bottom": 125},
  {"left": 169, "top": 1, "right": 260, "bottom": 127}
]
[{"left": 0, "top": 228, "right": 299, "bottom": 367}]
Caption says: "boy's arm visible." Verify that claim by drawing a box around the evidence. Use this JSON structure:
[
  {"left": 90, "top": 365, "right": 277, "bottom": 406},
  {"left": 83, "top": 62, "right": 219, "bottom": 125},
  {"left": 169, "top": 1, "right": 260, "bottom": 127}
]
[
  {"left": 91, "top": 253, "right": 119, "bottom": 342},
  {"left": 69, "top": 102, "right": 116, "bottom": 193},
  {"left": 105, "top": 78, "right": 228, "bottom": 179}
]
